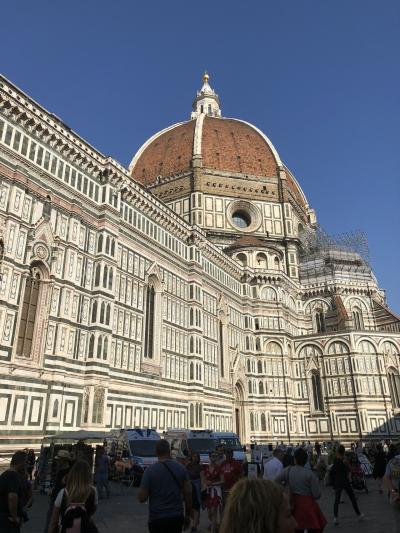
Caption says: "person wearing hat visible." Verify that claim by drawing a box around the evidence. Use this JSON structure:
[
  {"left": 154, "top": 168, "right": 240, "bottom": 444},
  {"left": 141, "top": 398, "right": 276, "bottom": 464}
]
[{"left": 43, "top": 450, "right": 72, "bottom": 533}]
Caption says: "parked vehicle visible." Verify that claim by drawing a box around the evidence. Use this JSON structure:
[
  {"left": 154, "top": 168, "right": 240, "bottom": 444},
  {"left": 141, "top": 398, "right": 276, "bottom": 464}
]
[
  {"left": 106, "top": 428, "right": 161, "bottom": 483},
  {"left": 164, "top": 429, "right": 216, "bottom": 463},
  {"left": 213, "top": 432, "right": 246, "bottom": 462}
]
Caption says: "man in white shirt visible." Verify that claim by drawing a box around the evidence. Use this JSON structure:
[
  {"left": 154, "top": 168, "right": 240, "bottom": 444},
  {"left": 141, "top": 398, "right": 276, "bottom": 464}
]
[{"left": 263, "top": 448, "right": 284, "bottom": 481}]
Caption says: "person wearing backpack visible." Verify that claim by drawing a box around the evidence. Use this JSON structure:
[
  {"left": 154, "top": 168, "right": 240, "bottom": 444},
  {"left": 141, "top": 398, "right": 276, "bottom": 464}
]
[{"left": 47, "top": 460, "right": 98, "bottom": 533}]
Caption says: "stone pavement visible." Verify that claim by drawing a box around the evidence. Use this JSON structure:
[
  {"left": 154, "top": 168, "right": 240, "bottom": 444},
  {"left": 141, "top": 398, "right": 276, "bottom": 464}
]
[{"left": 25, "top": 479, "right": 394, "bottom": 533}]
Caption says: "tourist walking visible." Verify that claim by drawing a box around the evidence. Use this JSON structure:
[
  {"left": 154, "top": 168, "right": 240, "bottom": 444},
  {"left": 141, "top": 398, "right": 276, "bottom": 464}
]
[
  {"left": 95, "top": 447, "right": 110, "bottom": 499},
  {"left": 0, "top": 451, "right": 27, "bottom": 533},
  {"left": 373, "top": 443, "right": 387, "bottom": 494},
  {"left": 43, "top": 449, "right": 72, "bottom": 533},
  {"left": 186, "top": 452, "right": 202, "bottom": 532},
  {"left": 138, "top": 439, "right": 192, "bottom": 533},
  {"left": 48, "top": 460, "right": 98, "bottom": 533},
  {"left": 276, "top": 447, "right": 326, "bottom": 533},
  {"left": 315, "top": 442, "right": 322, "bottom": 461},
  {"left": 220, "top": 478, "right": 297, "bottom": 533},
  {"left": 263, "top": 448, "right": 284, "bottom": 481},
  {"left": 26, "top": 450, "right": 36, "bottom": 481},
  {"left": 384, "top": 446, "right": 400, "bottom": 532},
  {"left": 219, "top": 448, "right": 243, "bottom": 502},
  {"left": 201, "top": 450, "right": 223, "bottom": 532},
  {"left": 331, "top": 445, "right": 365, "bottom": 526}
]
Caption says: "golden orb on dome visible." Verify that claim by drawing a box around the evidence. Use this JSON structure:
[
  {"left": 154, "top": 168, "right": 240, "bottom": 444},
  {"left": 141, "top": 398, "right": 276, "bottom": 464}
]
[{"left": 203, "top": 71, "right": 209, "bottom": 82}]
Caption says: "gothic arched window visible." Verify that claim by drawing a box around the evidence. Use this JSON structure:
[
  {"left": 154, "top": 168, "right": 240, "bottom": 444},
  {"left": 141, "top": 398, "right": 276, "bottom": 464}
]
[
  {"left": 261, "top": 412, "right": 266, "bottom": 431},
  {"left": 189, "top": 403, "right": 194, "bottom": 427},
  {"left": 388, "top": 369, "right": 400, "bottom": 409},
  {"left": 105, "top": 304, "right": 111, "bottom": 325},
  {"left": 352, "top": 308, "right": 364, "bottom": 330},
  {"left": 144, "top": 285, "right": 155, "bottom": 358},
  {"left": 94, "top": 264, "right": 100, "bottom": 286},
  {"left": 103, "top": 337, "right": 108, "bottom": 360},
  {"left": 315, "top": 310, "right": 326, "bottom": 333},
  {"left": 257, "top": 360, "right": 262, "bottom": 374},
  {"left": 97, "top": 336, "right": 103, "bottom": 358},
  {"left": 311, "top": 371, "right": 324, "bottom": 411},
  {"left": 92, "top": 388, "right": 104, "bottom": 424},
  {"left": 219, "top": 320, "right": 224, "bottom": 378},
  {"left": 100, "top": 302, "right": 105, "bottom": 324},
  {"left": 259, "top": 381, "right": 264, "bottom": 395},
  {"left": 103, "top": 265, "right": 108, "bottom": 288},
  {"left": 189, "top": 362, "right": 194, "bottom": 380},
  {"left": 17, "top": 268, "right": 41, "bottom": 358},
  {"left": 88, "top": 334, "right": 95, "bottom": 358},
  {"left": 91, "top": 301, "right": 97, "bottom": 323},
  {"left": 97, "top": 234, "right": 103, "bottom": 253},
  {"left": 108, "top": 268, "right": 113, "bottom": 290},
  {"left": 250, "top": 412, "right": 255, "bottom": 431}
]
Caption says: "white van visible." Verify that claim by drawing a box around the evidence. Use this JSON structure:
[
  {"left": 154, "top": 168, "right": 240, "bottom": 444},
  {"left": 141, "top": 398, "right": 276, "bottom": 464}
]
[
  {"left": 164, "top": 429, "right": 216, "bottom": 464},
  {"left": 106, "top": 428, "right": 161, "bottom": 469},
  {"left": 213, "top": 432, "right": 246, "bottom": 463}
]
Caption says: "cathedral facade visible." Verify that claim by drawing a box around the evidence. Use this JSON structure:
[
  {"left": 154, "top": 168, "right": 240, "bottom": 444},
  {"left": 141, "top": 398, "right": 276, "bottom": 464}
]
[{"left": 0, "top": 73, "right": 399, "bottom": 453}]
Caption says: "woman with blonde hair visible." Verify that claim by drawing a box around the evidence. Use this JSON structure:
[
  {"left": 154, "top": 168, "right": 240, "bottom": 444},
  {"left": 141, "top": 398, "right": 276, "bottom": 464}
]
[
  {"left": 220, "top": 478, "right": 297, "bottom": 533},
  {"left": 48, "top": 460, "right": 98, "bottom": 533}
]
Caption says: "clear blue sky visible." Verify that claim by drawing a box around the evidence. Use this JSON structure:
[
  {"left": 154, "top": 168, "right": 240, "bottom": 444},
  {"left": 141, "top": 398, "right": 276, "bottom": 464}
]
[{"left": 2, "top": 0, "right": 399, "bottom": 312}]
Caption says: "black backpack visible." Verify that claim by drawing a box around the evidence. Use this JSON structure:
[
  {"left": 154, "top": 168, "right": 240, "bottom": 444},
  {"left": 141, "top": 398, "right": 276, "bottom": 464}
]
[{"left": 60, "top": 490, "right": 98, "bottom": 533}]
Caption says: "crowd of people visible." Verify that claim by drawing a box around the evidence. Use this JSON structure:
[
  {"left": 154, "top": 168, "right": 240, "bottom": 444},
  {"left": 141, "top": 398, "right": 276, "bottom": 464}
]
[{"left": 0, "top": 439, "right": 399, "bottom": 532}]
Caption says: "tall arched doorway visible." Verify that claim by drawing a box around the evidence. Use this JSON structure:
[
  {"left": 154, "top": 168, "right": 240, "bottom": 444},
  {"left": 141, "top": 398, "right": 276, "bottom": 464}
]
[{"left": 234, "top": 382, "right": 245, "bottom": 444}]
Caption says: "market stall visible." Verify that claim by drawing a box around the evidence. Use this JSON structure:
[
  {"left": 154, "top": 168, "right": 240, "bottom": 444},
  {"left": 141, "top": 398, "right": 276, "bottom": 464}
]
[{"left": 37, "top": 430, "right": 109, "bottom": 494}]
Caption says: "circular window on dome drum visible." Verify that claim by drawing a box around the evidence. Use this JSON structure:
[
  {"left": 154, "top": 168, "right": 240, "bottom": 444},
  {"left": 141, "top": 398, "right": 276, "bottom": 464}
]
[
  {"left": 232, "top": 210, "right": 251, "bottom": 229},
  {"left": 227, "top": 200, "right": 262, "bottom": 232}
]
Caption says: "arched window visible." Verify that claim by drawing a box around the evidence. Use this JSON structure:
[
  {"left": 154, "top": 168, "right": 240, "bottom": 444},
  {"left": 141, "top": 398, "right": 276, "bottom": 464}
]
[
  {"left": 248, "top": 381, "right": 252, "bottom": 394},
  {"left": 103, "top": 337, "right": 108, "bottom": 360},
  {"left": 91, "top": 301, "right": 97, "bottom": 323},
  {"left": 250, "top": 412, "right": 254, "bottom": 431},
  {"left": 100, "top": 302, "right": 105, "bottom": 324},
  {"left": 189, "top": 362, "right": 194, "bottom": 380},
  {"left": 245, "top": 336, "right": 250, "bottom": 350},
  {"left": 105, "top": 236, "right": 110, "bottom": 255},
  {"left": 95, "top": 264, "right": 101, "bottom": 286},
  {"left": 97, "top": 234, "right": 103, "bottom": 253},
  {"left": 257, "top": 360, "right": 262, "bottom": 374},
  {"left": 388, "top": 369, "right": 400, "bottom": 408},
  {"left": 273, "top": 256, "right": 280, "bottom": 270},
  {"left": 259, "top": 381, "right": 264, "bottom": 395},
  {"left": 110, "top": 239, "right": 115, "bottom": 256},
  {"left": 92, "top": 388, "right": 105, "bottom": 424},
  {"left": 235, "top": 253, "right": 247, "bottom": 267},
  {"left": 255, "top": 338, "right": 261, "bottom": 351},
  {"left": 315, "top": 310, "right": 326, "bottom": 333},
  {"left": 256, "top": 253, "right": 268, "bottom": 269},
  {"left": 52, "top": 399, "right": 59, "bottom": 418},
  {"left": 88, "top": 334, "right": 95, "bottom": 358},
  {"left": 82, "top": 390, "right": 89, "bottom": 424},
  {"left": 219, "top": 320, "right": 224, "bottom": 378},
  {"left": 105, "top": 304, "right": 111, "bottom": 325},
  {"left": 103, "top": 265, "right": 108, "bottom": 288},
  {"left": 97, "top": 336, "right": 103, "bottom": 358},
  {"left": 199, "top": 365, "right": 202, "bottom": 381},
  {"left": 17, "top": 268, "right": 41, "bottom": 358},
  {"left": 189, "top": 308, "right": 194, "bottom": 326},
  {"left": 144, "top": 285, "right": 155, "bottom": 358},
  {"left": 261, "top": 413, "right": 266, "bottom": 431},
  {"left": 247, "top": 359, "right": 251, "bottom": 373},
  {"left": 199, "top": 404, "right": 203, "bottom": 427},
  {"left": 311, "top": 371, "right": 324, "bottom": 411},
  {"left": 189, "top": 404, "right": 194, "bottom": 427},
  {"left": 189, "top": 336, "right": 194, "bottom": 353},
  {"left": 352, "top": 308, "right": 364, "bottom": 330},
  {"left": 108, "top": 268, "right": 113, "bottom": 290}
]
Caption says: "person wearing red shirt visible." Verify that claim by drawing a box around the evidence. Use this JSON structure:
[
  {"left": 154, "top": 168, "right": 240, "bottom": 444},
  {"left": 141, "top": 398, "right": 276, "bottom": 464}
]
[{"left": 220, "top": 449, "right": 243, "bottom": 504}]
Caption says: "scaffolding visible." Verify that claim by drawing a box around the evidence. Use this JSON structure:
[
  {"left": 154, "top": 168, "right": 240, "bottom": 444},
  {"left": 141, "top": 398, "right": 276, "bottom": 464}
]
[{"left": 299, "top": 225, "right": 372, "bottom": 284}]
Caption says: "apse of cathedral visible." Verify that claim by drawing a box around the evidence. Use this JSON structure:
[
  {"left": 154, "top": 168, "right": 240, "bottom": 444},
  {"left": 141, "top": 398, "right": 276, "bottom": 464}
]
[{"left": 0, "top": 72, "right": 399, "bottom": 453}]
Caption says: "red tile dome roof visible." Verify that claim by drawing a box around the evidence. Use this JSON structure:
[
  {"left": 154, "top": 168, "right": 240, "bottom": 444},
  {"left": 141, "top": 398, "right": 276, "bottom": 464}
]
[{"left": 129, "top": 115, "right": 309, "bottom": 211}]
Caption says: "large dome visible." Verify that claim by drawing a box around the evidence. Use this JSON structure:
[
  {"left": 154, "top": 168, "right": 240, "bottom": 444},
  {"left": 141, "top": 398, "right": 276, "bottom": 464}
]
[
  {"left": 130, "top": 115, "right": 280, "bottom": 185},
  {"left": 129, "top": 74, "right": 310, "bottom": 215}
]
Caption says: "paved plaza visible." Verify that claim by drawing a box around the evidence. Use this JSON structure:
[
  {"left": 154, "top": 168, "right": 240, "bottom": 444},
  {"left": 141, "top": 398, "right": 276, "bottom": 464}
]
[{"left": 24, "top": 479, "right": 393, "bottom": 533}]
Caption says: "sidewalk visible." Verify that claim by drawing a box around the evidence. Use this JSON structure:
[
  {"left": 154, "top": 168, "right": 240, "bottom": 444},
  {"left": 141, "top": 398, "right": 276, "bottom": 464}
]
[{"left": 25, "top": 479, "right": 393, "bottom": 533}]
